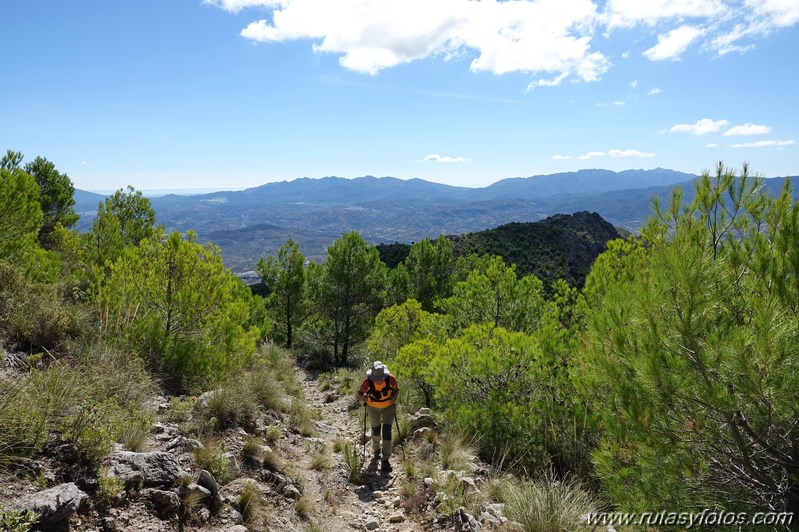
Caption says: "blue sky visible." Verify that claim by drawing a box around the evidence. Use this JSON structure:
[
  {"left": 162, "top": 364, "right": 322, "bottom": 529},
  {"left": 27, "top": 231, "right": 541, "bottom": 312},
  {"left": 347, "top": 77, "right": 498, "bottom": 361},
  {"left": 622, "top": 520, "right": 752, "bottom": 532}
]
[{"left": 1, "top": 0, "right": 797, "bottom": 192}]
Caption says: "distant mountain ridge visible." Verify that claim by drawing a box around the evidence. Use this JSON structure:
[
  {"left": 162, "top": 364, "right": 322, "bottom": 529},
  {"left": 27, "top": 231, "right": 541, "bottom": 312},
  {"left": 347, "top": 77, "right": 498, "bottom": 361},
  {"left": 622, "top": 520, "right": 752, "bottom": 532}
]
[{"left": 72, "top": 168, "right": 797, "bottom": 272}]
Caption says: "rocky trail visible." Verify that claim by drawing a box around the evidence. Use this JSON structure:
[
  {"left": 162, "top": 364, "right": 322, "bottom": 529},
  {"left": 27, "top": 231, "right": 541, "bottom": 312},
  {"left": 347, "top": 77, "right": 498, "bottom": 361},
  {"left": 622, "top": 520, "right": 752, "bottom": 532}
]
[
  {"left": 2, "top": 361, "right": 502, "bottom": 531},
  {"left": 291, "top": 367, "right": 431, "bottom": 532}
]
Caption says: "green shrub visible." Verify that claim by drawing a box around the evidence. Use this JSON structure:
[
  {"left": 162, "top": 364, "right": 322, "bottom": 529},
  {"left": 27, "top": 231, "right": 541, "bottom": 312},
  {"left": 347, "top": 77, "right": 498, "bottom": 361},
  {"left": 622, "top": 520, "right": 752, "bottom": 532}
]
[
  {"left": 0, "top": 505, "right": 39, "bottom": 532},
  {"left": 59, "top": 400, "right": 118, "bottom": 465},
  {"left": 436, "top": 473, "right": 485, "bottom": 517},
  {"left": 265, "top": 425, "right": 282, "bottom": 444},
  {"left": 97, "top": 467, "right": 125, "bottom": 503},
  {"left": 0, "top": 260, "right": 82, "bottom": 354},
  {"left": 168, "top": 396, "right": 194, "bottom": 423},
  {"left": 341, "top": 443, "right": 363, "bottom": 484}
]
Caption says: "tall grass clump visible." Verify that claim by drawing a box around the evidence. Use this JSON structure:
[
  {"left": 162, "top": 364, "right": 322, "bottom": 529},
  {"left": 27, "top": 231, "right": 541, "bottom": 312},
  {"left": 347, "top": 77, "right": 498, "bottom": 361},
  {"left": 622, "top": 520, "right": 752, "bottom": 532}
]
[
  {"left": 0, "top": 379, "right": 48, "bottom": 464},
  {"left": 258, "top": 342, "right": 301, "bottom": 397},
  {"left": 440, "top": 431, "right": 477, "bottom": 472},
  {"left": 238, "top": 480, "right": 265, "bottom": 525},
  {"left": 504, "top": 471, "right": 603, "bottom": 532},
  {"left": 194, "top": 436, "right": 231, "bottom": 484},
  {"left": 288, "top": 399, "right": 318, "bottom": 437},
  {"left": 196, "top": 383, "right": 258, "bottom": 432},
  {"left": 72, "top": 341, "right": 157, "bottom": 408}
]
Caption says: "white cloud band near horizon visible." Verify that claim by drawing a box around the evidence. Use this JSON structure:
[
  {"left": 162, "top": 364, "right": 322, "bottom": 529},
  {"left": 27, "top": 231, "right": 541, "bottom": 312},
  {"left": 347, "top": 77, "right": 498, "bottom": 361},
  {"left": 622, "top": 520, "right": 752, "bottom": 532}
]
[
  {"left": 672, "top": 119, "right": 776, "bottom": 137},
  {"left": 723, "top": 123, "right": 771, "bottom": 136},
  {"left": 729, "top": 140, "right": 795, "bottom": 148},
  {"left": 554, "top": 148, "right": 655, "bottom": 160},
  {"left": 671, "top": 118, "right": 729, "bottom": 135},
  {"left": 423, "top": 154, "right": 469, "bottom": 163},
  {"left": 206, "top": 0, "right": 799, "bottom": 82}
]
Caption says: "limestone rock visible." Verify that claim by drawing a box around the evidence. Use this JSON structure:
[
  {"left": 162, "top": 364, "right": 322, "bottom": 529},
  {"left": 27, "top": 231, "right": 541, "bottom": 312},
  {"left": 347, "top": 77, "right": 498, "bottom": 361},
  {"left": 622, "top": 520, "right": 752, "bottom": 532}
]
[
  {"left": 409, "top": 410, "right": 438, "bottom": 432},
  {"left": 141, "top": 488, "right": 180, "bottom": 516},
  {"left": 186, "top": 483, "right": 212, "bottom": 502},
  {"left": 197, "top": 469, "right": 223, "bottom": 511},
  {"left": 107, "top": 450, "right": 186, "bottom": 488},
  {"left": 20, "top": 482, "right": 87, "bottom": 527},
  {"left": 455, "top": 506, "right": 482, "bottom": 532}
]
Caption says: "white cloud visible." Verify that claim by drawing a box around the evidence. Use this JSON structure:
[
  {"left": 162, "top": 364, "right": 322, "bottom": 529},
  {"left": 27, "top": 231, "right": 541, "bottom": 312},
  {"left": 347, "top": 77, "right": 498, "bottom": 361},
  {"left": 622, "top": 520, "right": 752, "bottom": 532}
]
[
  {"left": 648, "top": 87, "right": 662, "bottom": 95},
  {"left": 552, "top": 154, "right": 572, "bottom": 160},
  {"left": 643, "top": 25, "right": 704, "bottom": 60},
  {"left": 670, "top": 118, "right": 729, "bottom": 134},
  {"left": 234, "top": 0, "right": 609, "bottom": 80},
  {"left": 729, "top": 139, "right": 795, "bottom": 148},
  {"left": 423, "top": 154, "right": 469, "bottom": 163},
  {"left": 608, "top": 149, "right": 655, "bottom": 157},
  {"left": 602, "top": 0, "right": 727, "bottom": 29},
  {"left": 203, "top": 0, "right": 285, "bottom": 14},
  {"left": 212, "top": 0, "right": 799, "bottom": 82},
  {"left": 526, "top": 72, "right": 570, "bottom": 92},
  {"left": 711, "top": 23, "right": 758, "bottom": 55},
  {"left": 596, "top": 100, "right": 625, "bottom": 107},
  {"left": 628, "top": 80, "right": 638, "bottom": 89},
  {"left": 574, "top": 148, "right": 655, "bottom": 159},
  {"left": 747, "top": 0, "right": 799, "bottom": 28},
  {"left": 706, "top": 143, "right": 719, "bottom": 147},
  {"left": 723, "top": 123, "right": 771, "bottom": 136}
]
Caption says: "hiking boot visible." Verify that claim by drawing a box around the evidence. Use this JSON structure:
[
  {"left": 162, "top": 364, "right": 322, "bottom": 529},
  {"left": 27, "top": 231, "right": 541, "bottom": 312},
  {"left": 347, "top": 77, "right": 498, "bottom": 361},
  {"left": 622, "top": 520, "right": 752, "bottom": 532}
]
[
  {"left": 373, "top": 449, "right": 381, "bottom": 460},
  {"left": 381, "top": 460, "right": 392, "bottom": 473}
]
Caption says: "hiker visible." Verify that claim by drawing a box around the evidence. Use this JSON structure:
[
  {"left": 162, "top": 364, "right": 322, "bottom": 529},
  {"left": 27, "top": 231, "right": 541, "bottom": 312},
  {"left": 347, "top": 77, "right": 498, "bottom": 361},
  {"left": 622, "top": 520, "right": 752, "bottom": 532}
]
[{"left": 357, "top": 361, "right": 399, "bottom": 473}]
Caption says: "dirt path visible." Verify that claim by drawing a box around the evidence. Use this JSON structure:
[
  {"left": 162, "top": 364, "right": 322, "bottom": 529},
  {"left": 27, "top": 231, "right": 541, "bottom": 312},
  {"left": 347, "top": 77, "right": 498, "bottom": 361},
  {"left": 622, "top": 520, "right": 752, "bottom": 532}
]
[{"left": 295, "top": 367, "right": 432, "bottom": 532}]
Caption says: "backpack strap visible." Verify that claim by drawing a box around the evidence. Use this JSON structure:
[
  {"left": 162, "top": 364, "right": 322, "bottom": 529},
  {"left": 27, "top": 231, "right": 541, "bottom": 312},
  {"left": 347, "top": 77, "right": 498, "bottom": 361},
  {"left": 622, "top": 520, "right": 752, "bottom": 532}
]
[{"left": 367, "top": 377, "right": 394, "bottom": 402}]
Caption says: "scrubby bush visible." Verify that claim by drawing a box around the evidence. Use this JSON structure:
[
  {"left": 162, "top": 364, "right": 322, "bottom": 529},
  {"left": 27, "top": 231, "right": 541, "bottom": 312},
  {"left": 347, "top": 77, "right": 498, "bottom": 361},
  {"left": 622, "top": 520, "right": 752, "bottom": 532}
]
[
  {"left": 97, "top": 466, "right": 125, "bottom": 504},
  {"left": 0, "top": 260, "right": 84, "bottom": 354},
  {"left": 100, "top": 231, "right": 260, "bottom": 391}
]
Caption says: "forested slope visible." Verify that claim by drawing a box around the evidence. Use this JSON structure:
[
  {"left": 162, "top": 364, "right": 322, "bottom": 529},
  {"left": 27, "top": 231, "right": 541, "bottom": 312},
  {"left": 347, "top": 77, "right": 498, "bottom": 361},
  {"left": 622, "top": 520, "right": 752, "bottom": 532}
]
[{"left": 3, "top": 153, "right": 799, "bottom": 531}]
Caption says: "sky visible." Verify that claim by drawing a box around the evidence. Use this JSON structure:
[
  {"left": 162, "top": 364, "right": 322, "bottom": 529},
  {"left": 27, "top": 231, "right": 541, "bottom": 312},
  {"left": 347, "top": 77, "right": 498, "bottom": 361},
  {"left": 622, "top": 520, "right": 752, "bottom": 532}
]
[{"left": 1, "top": 0, "right": 798, "bottom": 192}]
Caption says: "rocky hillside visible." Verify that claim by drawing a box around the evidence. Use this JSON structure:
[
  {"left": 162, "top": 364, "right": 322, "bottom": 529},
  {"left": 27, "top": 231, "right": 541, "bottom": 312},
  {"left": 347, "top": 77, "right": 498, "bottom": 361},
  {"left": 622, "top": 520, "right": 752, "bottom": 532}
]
[{"left": 0, "top": 351, "right": 516, "bottom": 531}]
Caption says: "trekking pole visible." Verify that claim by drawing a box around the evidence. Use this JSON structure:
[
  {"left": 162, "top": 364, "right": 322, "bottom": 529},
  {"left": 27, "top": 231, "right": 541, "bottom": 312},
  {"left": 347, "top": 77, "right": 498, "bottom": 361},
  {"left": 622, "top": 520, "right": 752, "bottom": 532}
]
[
  {"left": 362, "top": 403, "right": 367, "bottom": 466},
  {"left": 394, "top": 409, "right": 406, "bottom": 461}
]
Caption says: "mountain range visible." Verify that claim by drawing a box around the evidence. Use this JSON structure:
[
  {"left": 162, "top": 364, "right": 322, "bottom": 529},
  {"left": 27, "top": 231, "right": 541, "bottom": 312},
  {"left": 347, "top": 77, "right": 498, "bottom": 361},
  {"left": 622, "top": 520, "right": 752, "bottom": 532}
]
[{"left": 73, "top": 168, "right": 797, "bottom": 273}]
